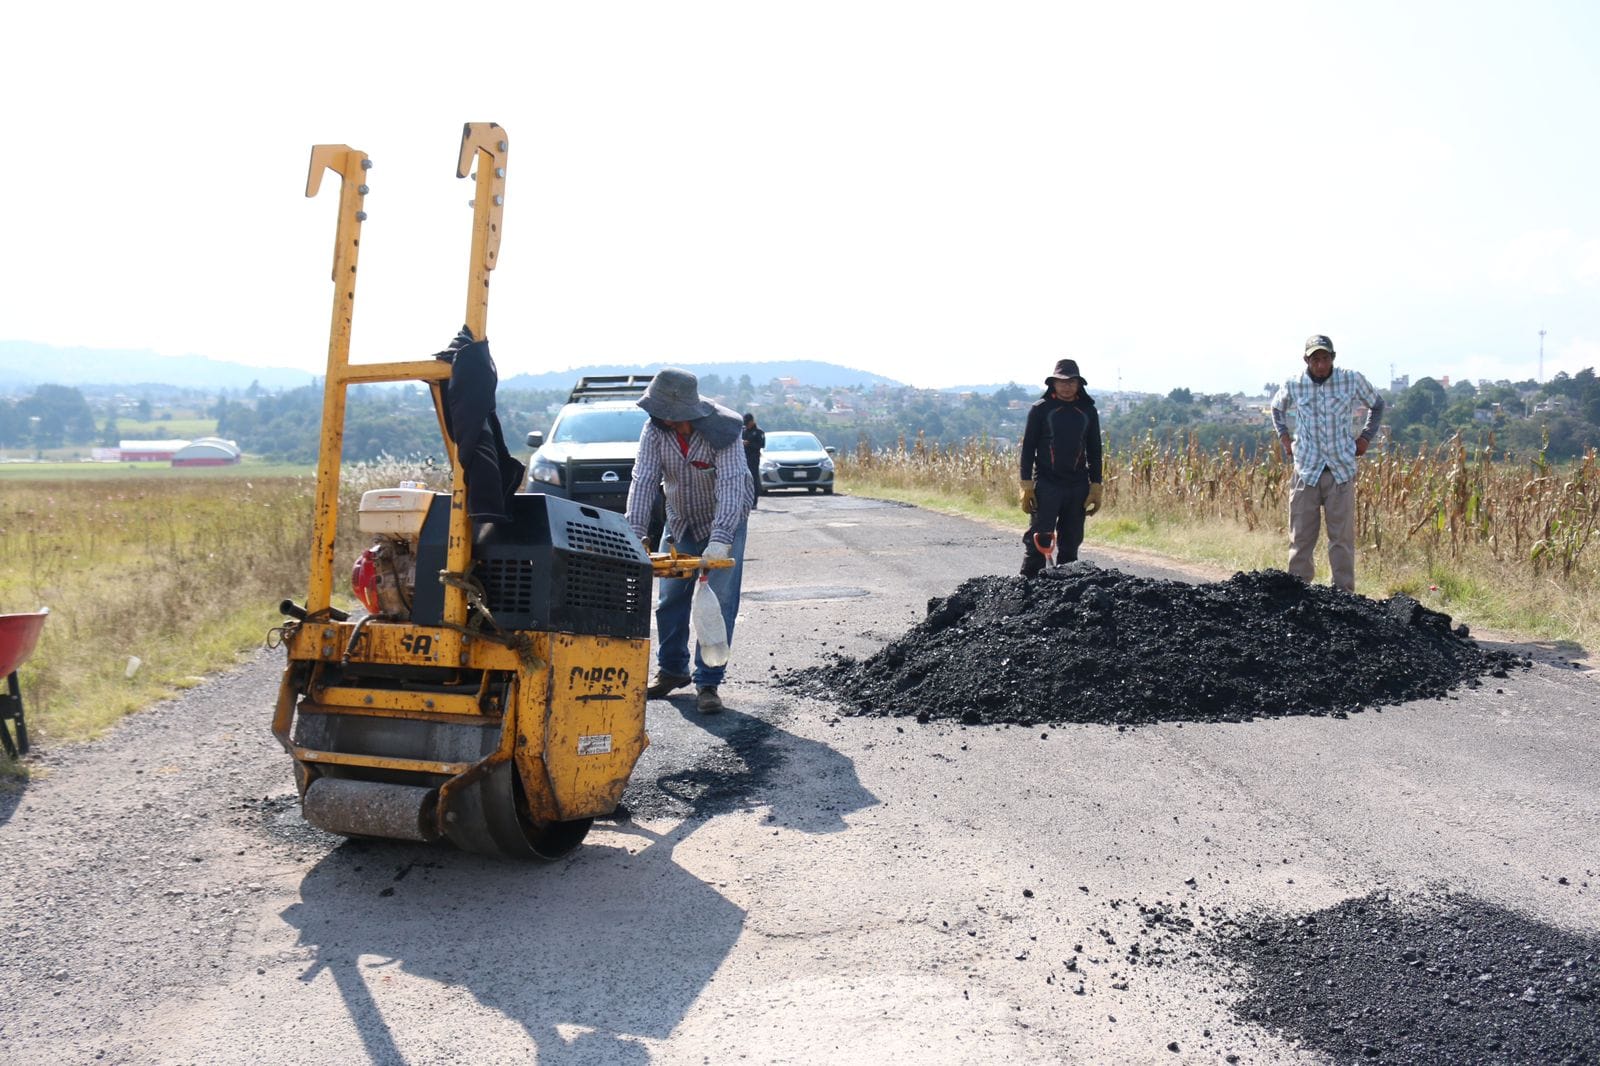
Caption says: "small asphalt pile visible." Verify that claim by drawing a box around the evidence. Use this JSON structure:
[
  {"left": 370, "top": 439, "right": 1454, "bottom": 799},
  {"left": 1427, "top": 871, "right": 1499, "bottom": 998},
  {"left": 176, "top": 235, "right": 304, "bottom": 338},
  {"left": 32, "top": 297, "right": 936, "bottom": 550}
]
[
  {"left": 1213, "top": 890, "right": 1600, "bottom": 1064},
  {"left": 785, "top": 565, "right": 1528, "bottom": 726}
]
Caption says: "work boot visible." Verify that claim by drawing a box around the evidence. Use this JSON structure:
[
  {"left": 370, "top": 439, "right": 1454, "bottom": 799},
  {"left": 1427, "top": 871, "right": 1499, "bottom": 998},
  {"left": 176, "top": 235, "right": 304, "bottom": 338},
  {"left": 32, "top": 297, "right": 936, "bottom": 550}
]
[
  {"left": 646, "top": 672, "right": 692, "bottom": 698},
  {"left": 696, "top": 685, "right": 724, "bottom": 714}
]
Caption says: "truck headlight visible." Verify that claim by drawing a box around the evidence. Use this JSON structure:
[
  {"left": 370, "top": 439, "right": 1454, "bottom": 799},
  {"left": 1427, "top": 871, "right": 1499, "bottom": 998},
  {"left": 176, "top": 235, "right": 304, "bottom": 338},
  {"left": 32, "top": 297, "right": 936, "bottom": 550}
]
[{"left": 530, "top": 455, "right": 563, "bottom": 486}]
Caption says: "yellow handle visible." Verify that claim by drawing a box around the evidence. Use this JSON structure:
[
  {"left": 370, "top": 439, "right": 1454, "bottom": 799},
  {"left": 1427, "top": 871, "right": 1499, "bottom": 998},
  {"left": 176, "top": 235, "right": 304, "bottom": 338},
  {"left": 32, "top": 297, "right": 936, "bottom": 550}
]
[{"left": 650, "top": 551, "right": 736, "bottom": 580}]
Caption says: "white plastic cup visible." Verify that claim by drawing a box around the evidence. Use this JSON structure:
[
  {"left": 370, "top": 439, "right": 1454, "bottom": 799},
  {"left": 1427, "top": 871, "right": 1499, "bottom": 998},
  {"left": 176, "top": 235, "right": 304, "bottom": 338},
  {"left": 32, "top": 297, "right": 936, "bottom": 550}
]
[{"left": 125, "top": 655, "right": 142, "bottom": 679}]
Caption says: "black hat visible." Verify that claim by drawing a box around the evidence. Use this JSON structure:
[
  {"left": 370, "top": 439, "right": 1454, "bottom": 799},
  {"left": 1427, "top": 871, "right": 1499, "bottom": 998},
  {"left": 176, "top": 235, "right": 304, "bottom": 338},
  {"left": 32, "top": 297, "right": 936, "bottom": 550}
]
[
  {"left": 1304, "top": 335, "right": 1335, "bottom": 357},
  {"left": 1046, "top": 359, "right": 1087, "bottom": 387}
]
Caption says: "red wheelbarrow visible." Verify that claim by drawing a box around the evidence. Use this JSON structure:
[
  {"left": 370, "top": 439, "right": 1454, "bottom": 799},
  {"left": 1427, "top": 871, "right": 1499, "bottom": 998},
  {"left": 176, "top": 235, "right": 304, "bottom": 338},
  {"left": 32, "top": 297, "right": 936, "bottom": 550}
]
[{"left": 0, "top": 609, "right": 48, "bottom": 758}]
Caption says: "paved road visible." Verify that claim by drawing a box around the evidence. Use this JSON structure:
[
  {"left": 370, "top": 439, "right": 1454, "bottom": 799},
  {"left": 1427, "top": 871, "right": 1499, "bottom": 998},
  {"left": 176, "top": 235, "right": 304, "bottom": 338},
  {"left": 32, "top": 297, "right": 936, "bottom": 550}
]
[{"left": 2, "top": 494, "right": 1595, "bottom": 1064}]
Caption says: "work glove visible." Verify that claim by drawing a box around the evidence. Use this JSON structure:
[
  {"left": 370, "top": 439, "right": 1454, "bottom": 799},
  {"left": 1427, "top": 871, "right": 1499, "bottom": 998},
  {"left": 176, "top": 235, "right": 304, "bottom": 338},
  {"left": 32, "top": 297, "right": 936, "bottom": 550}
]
[
  {"left": 1019, "top": 480, "right": 1036, "bottom": 514},
  {"left": 432, "top": 324, "right": 476, "bottom": 363},
  {"left": 702, "top": 541, "right": 732, "bottom": 566},
  {"left": 1084, "top": 482, "right": 1104, "bottom": 516}
]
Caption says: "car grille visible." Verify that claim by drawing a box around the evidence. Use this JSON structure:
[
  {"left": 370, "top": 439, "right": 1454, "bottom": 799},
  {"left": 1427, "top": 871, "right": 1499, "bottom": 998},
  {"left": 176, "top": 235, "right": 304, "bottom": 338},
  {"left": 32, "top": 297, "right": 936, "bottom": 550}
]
[
  {"left": 566, "top": 460, "right": 635, "bottom": 489},
  {"left": 771, "top": 462, "right": 827, "bottom": 484}
]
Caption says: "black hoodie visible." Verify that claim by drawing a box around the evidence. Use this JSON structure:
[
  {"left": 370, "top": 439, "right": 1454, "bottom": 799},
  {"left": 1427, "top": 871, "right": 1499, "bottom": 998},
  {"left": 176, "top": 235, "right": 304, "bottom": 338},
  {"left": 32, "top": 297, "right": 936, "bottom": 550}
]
[{"left": 1020, "top": 389, "right": 1102, "bottom": 485}]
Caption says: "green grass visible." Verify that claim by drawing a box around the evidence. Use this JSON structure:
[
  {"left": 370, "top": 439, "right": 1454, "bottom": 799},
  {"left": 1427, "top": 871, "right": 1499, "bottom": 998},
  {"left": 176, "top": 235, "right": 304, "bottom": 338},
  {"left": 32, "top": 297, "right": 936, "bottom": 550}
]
[{"left": 111, "top": 417, "right": 218, "bottom": 437}]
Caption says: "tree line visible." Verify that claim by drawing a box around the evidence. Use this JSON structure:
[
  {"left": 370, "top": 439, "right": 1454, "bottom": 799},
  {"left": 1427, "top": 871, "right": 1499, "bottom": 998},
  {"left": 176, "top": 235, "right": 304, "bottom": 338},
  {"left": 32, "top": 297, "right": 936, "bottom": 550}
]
[{"left": 6, "top": 369, "right": 1600, "bottom": 464}]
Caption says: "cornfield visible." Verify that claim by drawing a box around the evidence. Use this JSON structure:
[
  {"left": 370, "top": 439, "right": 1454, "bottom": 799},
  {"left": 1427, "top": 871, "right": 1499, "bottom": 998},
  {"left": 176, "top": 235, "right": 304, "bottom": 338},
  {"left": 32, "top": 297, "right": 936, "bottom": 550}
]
[{"left": 844, "top": 430, "right": 1600, "bottom": 585}]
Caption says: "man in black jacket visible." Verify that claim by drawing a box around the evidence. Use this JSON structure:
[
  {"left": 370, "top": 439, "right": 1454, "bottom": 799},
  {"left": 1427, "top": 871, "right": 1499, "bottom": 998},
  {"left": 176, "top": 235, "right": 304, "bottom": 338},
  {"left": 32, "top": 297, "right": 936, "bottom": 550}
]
[
  {"left": 1018, "top": 359, "right": 1103, "bottom": 577},
  {"left": 741, "top": 413, "right": 765, "bottom": 508}
]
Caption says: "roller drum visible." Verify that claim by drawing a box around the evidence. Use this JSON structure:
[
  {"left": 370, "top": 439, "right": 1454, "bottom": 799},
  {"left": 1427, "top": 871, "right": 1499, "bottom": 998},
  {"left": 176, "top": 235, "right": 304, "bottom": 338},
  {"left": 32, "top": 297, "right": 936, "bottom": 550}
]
[{"left": 303, "top": 777, "right": 440, "bottom": 842}]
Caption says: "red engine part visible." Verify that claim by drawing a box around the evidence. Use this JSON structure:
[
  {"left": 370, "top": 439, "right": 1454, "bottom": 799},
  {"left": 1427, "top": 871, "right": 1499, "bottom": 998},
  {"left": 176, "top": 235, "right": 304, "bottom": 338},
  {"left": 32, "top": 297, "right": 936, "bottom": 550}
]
[{"left": 351, "top": 546, "right": 381, "bottom": 615}]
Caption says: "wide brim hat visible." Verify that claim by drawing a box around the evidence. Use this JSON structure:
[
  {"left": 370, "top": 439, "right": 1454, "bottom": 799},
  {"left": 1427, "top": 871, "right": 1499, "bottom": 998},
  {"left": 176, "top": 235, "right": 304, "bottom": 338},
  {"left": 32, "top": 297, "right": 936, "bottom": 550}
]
[
  {"left": 638, "top": 367, "right": 716, "bottom": 422},
  {"left": 1045, "top": 358, "right": 1087, "bottom": 387}
]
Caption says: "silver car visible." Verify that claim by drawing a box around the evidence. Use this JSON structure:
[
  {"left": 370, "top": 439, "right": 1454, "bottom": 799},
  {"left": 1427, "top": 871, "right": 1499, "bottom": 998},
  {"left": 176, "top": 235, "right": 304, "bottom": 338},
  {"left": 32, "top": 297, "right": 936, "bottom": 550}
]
[{"left": 758, "top": 431, "right": 836, "bottom": 495}]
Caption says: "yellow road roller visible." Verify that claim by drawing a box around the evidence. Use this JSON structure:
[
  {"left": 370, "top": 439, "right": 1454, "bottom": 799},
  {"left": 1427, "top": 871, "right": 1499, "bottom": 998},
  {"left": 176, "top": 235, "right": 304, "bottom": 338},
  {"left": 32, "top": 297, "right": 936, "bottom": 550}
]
[{"left": 272, "top": 123, "right": 716, "bottom": 859}]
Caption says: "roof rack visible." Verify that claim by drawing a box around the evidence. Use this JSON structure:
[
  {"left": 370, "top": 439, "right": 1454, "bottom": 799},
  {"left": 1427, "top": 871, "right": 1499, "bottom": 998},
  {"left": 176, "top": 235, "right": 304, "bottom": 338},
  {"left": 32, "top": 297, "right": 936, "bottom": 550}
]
[{"left": 567, "top": 374, "right": 655, "bottom": 403}]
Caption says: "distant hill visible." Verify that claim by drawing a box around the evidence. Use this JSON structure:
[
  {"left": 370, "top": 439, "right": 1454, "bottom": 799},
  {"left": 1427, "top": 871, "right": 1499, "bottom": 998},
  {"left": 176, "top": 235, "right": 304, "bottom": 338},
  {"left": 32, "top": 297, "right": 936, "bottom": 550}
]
[
  {"left": 0, "top": 344, "right": 907, "bottom": 396},
  {"left": 500, "top": 360, "right": 904, "bottom": 391},
  {"left": 0, "top": 341, "right": 317, "bottom": 394}
]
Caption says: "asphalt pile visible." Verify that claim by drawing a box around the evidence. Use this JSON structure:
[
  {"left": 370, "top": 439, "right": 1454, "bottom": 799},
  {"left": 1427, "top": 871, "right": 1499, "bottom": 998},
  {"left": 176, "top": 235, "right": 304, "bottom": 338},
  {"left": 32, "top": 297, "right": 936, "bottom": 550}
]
[
  {"left": 787, "top": 565, "right": 1527, "bottom": 726},
  {"left": 1214, "top": 890, "right": 1600, "bottom": 1064}
]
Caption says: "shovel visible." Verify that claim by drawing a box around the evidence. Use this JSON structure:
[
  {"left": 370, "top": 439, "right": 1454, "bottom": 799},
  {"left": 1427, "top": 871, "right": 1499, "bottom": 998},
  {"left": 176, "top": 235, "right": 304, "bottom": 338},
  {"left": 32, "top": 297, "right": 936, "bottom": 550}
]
[{"left": 1032, "top": 531, "right": 1057, "bottom": 569}]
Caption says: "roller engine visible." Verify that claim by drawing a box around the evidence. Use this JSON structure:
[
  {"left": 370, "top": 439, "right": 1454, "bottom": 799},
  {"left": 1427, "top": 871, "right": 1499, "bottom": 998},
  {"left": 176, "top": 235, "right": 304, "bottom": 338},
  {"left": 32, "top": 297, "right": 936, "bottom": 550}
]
[{"left": 350, "top": 484, "right": 427, "bottom": 618}]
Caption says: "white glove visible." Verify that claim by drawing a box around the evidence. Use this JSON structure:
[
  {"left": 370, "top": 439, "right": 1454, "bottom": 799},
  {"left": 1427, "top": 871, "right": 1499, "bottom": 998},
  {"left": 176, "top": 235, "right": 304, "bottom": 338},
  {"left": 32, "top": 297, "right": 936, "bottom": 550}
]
[{"left": 703, "top": 541, "right": 732, "bottom": 562}]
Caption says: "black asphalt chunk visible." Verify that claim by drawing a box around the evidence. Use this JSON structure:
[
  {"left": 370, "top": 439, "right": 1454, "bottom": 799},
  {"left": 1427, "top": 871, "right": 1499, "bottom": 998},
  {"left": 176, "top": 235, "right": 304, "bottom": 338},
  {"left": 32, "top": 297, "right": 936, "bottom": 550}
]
[
  {"left": 1214, "top": 891, "right": 1600, "bottom": 1065},
  {"left": 784, "top": 565, "right": 1528, "bottom": 726}
]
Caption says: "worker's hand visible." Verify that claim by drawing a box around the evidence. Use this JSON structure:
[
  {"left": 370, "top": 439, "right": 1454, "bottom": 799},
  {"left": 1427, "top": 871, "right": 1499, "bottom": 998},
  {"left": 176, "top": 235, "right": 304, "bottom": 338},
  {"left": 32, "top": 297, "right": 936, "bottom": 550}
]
[
  {"left": 641, "top": 537, "right": 654, "bottom": 554},
  {"left": 702, "top": 541, "right": 732, "bottom": 565},
  {"left": 1281, "top": 435, "right": 1294, "bottom": 462},
  {"left": 1355, "top": 436, "right": 1369, "bottom": 458},
  {"left": 1019, "top": 480, "right": 1037, "bottom": 514},
  {"left": 1084, "top": 482, "right": 1104, "bottom": 516}
]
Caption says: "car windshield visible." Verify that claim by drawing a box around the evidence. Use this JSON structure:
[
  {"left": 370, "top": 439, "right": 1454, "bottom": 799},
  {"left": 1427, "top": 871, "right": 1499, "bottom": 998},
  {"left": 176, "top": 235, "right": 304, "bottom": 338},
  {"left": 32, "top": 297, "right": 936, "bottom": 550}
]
[
  {"left": 765, "top": 432, "right": 824, "bottom": 453},
  {"left": 549, "top": 407, "right": 649, "bottom": 445}
]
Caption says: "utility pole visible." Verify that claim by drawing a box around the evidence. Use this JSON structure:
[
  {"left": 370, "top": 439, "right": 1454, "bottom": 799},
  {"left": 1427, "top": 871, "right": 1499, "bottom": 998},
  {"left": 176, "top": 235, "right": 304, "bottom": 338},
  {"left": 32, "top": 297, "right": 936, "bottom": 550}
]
[{"left": 1538, "top": 328, "right": 1546, "bottom": 383}]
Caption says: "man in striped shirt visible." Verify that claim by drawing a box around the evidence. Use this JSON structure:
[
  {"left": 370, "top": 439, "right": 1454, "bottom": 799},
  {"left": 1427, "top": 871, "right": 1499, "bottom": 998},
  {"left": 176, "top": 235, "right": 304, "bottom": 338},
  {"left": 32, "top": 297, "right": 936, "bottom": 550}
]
[
  {"left": 626, "top": 368, "right": 755, "bottom": 713},
  {"left": 1270, "top": 335, "right": 1385, "bottom": 593}
]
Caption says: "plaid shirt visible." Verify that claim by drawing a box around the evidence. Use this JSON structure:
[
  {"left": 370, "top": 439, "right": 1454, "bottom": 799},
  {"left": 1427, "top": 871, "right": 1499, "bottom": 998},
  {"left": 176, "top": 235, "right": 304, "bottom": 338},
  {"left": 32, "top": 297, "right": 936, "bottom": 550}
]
[
  {"left": 1270, "top": 367, "right": 1384, "bottom": 487},
  {"left": 626, "top": 420, "right": 754, "bottom": 545}
]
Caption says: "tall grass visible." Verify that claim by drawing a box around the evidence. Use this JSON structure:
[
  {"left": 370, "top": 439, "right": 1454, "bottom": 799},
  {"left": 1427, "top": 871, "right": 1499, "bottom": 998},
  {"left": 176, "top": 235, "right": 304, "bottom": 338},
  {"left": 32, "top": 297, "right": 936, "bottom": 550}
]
[
  {"left": 0, "top": 457, "right": 436, "bottom": 763},
  {"left": 842, "top": 431, "right": 1600, "bottom": 649}
]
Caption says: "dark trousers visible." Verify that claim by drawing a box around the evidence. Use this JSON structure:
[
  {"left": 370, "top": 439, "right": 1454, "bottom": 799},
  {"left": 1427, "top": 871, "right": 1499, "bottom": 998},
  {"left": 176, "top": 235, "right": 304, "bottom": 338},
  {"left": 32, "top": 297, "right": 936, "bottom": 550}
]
[
  {"left": 1022, "top": 479, "right": 1088, "bottom": 575},
  {"left": 747, "top": 457, "right": 761, "bottom": 505}
]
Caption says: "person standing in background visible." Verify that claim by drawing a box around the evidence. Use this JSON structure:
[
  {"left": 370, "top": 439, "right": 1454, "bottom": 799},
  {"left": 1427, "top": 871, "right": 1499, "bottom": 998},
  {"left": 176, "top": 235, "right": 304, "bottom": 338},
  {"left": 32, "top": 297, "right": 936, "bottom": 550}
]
[
  {"left": 741, "top": 413, "right": 766, "bottom": 509},
  {"left": 1018, "top": 359, "right": 1103, "bottom": 577},
  {"left": 1269, "top": 334, "right": 1385, "bottom": 593}
]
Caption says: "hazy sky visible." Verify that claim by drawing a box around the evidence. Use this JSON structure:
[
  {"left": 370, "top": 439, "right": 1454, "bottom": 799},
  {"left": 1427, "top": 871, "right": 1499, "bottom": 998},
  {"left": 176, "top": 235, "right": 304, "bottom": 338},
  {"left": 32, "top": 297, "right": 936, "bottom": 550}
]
[{"left": 5, "top": 1, "right": 1597, "bottom": 394}]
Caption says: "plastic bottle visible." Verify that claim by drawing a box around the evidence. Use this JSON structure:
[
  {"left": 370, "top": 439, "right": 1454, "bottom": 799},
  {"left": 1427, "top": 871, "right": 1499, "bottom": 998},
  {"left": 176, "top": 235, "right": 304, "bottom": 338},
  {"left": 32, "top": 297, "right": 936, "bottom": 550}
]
[{"left": 693, "top": 572, "right": 730, "bottom": 667}]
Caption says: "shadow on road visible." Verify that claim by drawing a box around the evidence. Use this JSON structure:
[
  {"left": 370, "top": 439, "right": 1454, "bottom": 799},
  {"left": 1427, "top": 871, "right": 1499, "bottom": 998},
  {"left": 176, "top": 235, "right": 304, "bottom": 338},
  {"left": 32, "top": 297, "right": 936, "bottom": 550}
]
[
  {"left": 625, "top": 698, "right": 877, "bottom": 830},
  {"left": 281, "top": 709, "right": 877, "bottom": 1063}
]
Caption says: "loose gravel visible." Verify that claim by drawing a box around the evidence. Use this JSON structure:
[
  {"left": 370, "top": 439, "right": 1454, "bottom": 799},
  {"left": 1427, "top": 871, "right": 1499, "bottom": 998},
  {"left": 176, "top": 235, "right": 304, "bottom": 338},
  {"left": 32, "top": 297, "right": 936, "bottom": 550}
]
[
  {"left": 1213, "top": 890, "right": 1600, "bottom": 1064},
  {"left": 786, "top": 565, "right": 1528, "bottom": 725}
]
